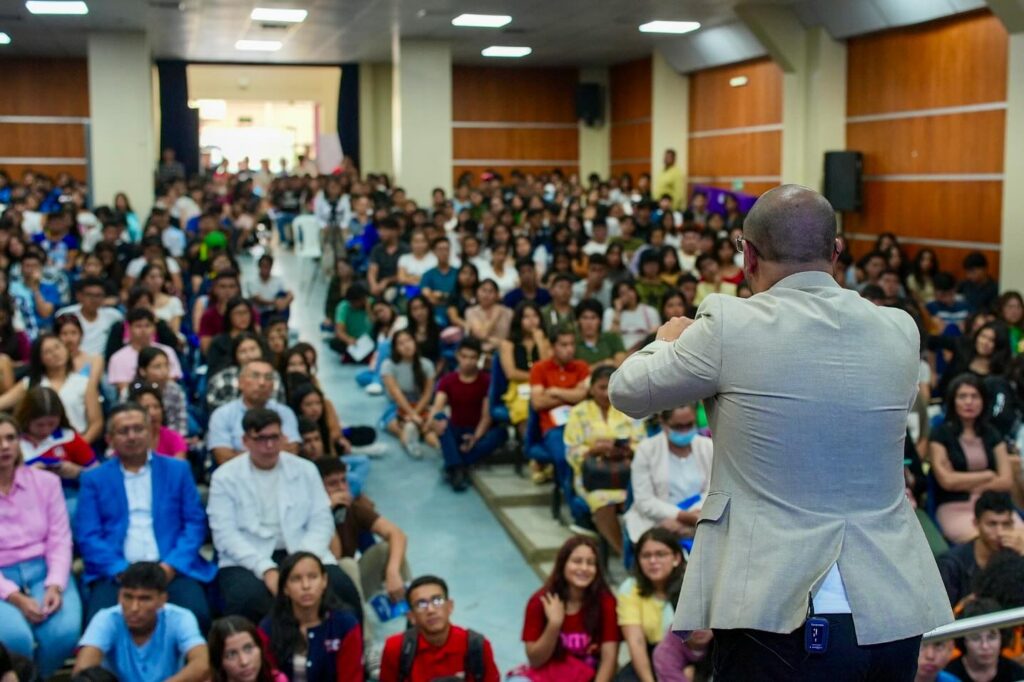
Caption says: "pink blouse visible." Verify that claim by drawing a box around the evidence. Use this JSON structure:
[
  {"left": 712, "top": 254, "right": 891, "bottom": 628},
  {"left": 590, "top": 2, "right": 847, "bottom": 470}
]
[
  {"left": 154, "top": 426, "right": 187, "bottom": 458},
  {"left": 0, "top": 466, "right": 72, "bottom": 599}
]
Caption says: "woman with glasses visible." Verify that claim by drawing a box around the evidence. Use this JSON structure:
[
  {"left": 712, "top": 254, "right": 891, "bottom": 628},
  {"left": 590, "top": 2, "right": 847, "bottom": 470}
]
[
  {"left": 616, "top": 528, "right": 690, "bottom": 682},
  {"left": 259, "top": 552, "right": 364, "bottom": 682},
  {"left": 208, "top": 615, "right": 286, "bottom": 682}
]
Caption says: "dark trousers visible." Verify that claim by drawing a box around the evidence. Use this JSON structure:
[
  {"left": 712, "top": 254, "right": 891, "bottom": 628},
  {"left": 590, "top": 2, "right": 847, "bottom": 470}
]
[
  {"left": 439, "top": 424, "right": 507, "bottom": 470},
  {"left": 712, "top": 614, "right": 921, "bottom": 681},
  {"left": 87, "top": 575, "right": 212, "bottom": 634},
  {"left": 218, "top": 564, "right": 363, "bottom": 626}
]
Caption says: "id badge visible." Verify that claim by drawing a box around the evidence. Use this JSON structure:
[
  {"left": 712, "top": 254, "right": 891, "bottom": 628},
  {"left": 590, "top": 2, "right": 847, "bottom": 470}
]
[{"left": 804, "top": 617, "right": 829, "bottom": 654}]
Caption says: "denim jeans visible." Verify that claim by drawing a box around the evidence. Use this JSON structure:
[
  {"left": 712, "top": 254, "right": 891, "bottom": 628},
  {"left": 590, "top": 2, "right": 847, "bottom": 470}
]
[
  {"left": 439, "top": 424, "right": 507, "bottom": 470},
  {"left": 0, "top": 556, "right": 82, "bottom": 678}
]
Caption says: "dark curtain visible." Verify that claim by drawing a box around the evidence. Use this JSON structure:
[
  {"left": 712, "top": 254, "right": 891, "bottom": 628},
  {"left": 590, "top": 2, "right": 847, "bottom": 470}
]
[
  {"left": 338, "top": 63, "right": 360, "bottom": 169},
  {"left": 156, "top": 60, "right": 200, "bottom": 179}
]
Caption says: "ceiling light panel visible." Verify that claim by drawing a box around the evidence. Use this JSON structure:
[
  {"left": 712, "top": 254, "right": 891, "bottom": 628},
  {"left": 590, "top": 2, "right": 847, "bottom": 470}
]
[
  {"left": 235, "top": 39, "right": 282, "bottom": 51},
  {"left": 638, "top": 20, "right": 700, "bottom": 34},
  {"left": 481, "top": 45, "right": 531, "bottom": 58},
  {"left": 25, "top": 1, "right": 89, "bottom": 14},
  {"left": 452, "top": 13, "right": 511, "bottom": 28},
  {"left": 0, "top": 32, "right": 10, "bottom": 44},
  {"left": 250, "top": 7, "right": 308, "bottom": 23}
]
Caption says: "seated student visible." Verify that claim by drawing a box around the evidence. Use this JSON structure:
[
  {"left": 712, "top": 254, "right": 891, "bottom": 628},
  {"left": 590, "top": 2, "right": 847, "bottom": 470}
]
[
  {"left": 379, "top": 575, "right": 500, "bottom": 682},
  {"left": 258, "top": 552, "right": 364, "bottom": 682},
  {"left": 127, "top": 346, "right": 188, "bottom": 434},
  {"left": 104, "top": 286, "right": 182, "bottom": 362},
  {"left": 289, "top": 382, "right": 372, "bottom": 493},
  {"left": 529, "top": 327, "right": 590, "bottom": 484},
  {"left": 604, "top": 282, "right": 660, "bottom": 351},
  {"left": 138, "top": 262, "right": 186, "bottom": 335},
  {"left": 246, "top": 255, "right": 294, "bottom": 327},
  {"left": 55, "top": 276, "right": 123, "bottom": 357},
  {"left": 574, "top": 299, "right": 626, "bottom": 369},
  {"left": 55, "top": 314, "right": 104, "bottom": 394},
  {"left": 563, "top": 366, "right": 645, "bottom": 555},
  {"left": 382, "top": 329, "right": 439, "bottom": 457},
  {"left": 540, "top": 274, "right": 576, "bottom": 336},
  {"left": 208, "top": 332, "right": 285, "bottom": 412},
  {"left": 316, "top": 457, "right": 411, "bottom": 604},
  {"left": 199, "top": 270, "right": 244, "bottom": 355},
  {"left": 208, "top": 615, "right": 288, "bottom": 682},
  {"left": 929, "top": 374, "right": 1014, "bottom": 543},
  {"left": 207, "top": 296, "right": 261, "bottom": 377},
  {"left": 207, "top": 359, "right": 301, "bottom": 465},
  {"left": 634, "top": 250, "right": 670, "bottom": 310},
  {"left": 915, "top": 638, "right": 957, "bottom": 682},
  {"left": 624, "top": 404, "right": 713, "bottom": 544},
  {"left": 406, "top": 294, "right": 442, "bottom": 364},
  {"left": 73, "top": 561, "right": 209, "bottom": 682},
  {"left": 928, "top": 272, "right": 971, "bottom": 334},
  {"left": 131, "top": 385, "right": 188, "bottom": 459},
  {"left": 503, "top": 258, "right": 552, "bottom": 310},
  {"left": 207, "top": 408, "right": 363, "bottom": 625},
  {"left": 107, "top": 308, "right": 183, "bottom": 393},
  {"left": 651, "top": 627, "right": 712, "bottom": 682},
  {"left": 446, "top": 262, "right": 480, "bottom": 332},
  {"left": 514, "top": 536, "right": 619, "bottom": 681},
  {"left": 465, "top": 279, "right": 513, "bottom": 355},
  {"left": 0, "top": 413, "right": 82, "bottom": 679},
  {"left": 430, "top": 337, "right": 507, "bottom": 491},
  {"left": 499, "top": 301, "right": 552, "bottom": 438},
  {"left": 331, "top": 284, "right": 374, "bottom": 362},
  {"left": 945, "top": 597, "right": 1024, "bottom": 681},
  {"left": 76, "top": 403, "right": 215, "bottom": 632},
  {"left": 420, "top": 237, "right": 458, "bottom": 311},
  {"left": 617, "top": 528, "right": 688, "bottom": 682},
  {"left": 571, "top": 254, "right": 613, "bottom": 308},
  {"left": 397, "top": 229, "right": 438, "bottom": 288},
  {"left": 0, "top": 332, "right": 103, "bottom": 444},
  {"left": 959, "top": 252, "right": 999, "bottom": 315},
  {"left": 9, "top": 247, "right": 60, "bottom": 338},
  {"left": 693, "top": 254, "right": 738, "bottom": 306}
]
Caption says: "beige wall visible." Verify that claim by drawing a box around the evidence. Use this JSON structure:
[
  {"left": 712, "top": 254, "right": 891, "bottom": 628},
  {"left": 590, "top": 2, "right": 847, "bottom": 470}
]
[
  {"left": 187, "top": 64, "right": 340, "bottom": 138},
  {"left": 358, "top": 62, "right": 394, "bottom": 177},
  {"left": 650, "top": 51, "right": 688, "bottom": 181},
  {"left": 1001, "top": 32, "right": 1024, "bottom": 292},
  {"left": 578, "top": 66, "right": 610, "bottom": 180}
]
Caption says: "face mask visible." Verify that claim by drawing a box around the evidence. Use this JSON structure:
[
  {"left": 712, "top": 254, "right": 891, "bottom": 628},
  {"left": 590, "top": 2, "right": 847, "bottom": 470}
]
[{"left": 667, "top": 428, "right": 697, "bottom": 447}]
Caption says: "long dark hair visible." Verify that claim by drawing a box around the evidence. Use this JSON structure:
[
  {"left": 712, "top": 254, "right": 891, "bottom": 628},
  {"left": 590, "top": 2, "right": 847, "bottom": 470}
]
[
  {"left": 633, "top": 527, "right": 686, "bottom": 600},
  {"left": 208, "top": 615, "right": 277, "bottom": 682},
  {"left": 510, "top": 300, "right": 544, "bottom": 344},
  {"left": 230, "top": 331, "right": 268, "bottom": 367},
  {"left": 29, "top": 333, "right": 72, "bottom": 386},
  {"left": 542, "top": 536, "right": 610, "bottom": 651},
  {"left": 14, "top": 386, "right": 72, "bottom": 434},
  {"left": 224, "top": 296, "right": 256, "bottom": 334},
  {"left": 392, "top": 329, "right": 427, "bottom": 393},
  {"left": 406, "top": 294, "right": 440, "bottom": 342},
  {"left": 0, "top": 297, "right": 21, "bottom": 359},
  {"left": 970, "top": 321, "right": 1011, "bottom": 375},
  {"left": 943, "top": 373, "right": 989, "bottom": 435},
  {"left": 289, "top": 382, "right": 332, "bottom": 456},
  {"left": 268, "top": 552, "right": 339, "bottom": 666}
]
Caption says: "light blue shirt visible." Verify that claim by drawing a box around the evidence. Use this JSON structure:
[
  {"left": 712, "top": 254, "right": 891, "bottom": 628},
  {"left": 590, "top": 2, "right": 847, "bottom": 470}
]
[
  {"left": 205, "top": 398, "right": 300, "bottom": 452},
  {"left": 79, "top": 603, "right": 205, "bottom": 682},
  {"left": 121, "top": 454, "right": 159, "bottom": 563}
]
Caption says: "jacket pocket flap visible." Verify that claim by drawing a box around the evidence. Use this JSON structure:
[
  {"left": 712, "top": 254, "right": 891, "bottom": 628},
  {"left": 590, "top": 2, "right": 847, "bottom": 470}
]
[{"left": 697, "top": 492, "right": 730, "bottom": 523}]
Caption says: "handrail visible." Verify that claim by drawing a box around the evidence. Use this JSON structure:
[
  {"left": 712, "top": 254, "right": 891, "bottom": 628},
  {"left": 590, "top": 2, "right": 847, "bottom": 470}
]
[{"left": 922, "top": 606, "right": 1024, "bottom": 643}]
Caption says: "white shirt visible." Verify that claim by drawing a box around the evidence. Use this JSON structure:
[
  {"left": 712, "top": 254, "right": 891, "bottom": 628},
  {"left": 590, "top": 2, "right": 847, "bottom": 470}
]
[
  {"left": 251, "top": 463, "right": 285, "bottom": 549},
  {"left": 245, "top": 275, "right": 286, "bottom": 309},
  {"left": 396, "top": 252, "right": 438, "bottom": 280},
  {"left": 126, "top": 256, "right": 180, "bottom": 279},
  {"left": 55, "top": 304, "right": 123, "bottom": 357},
  {"left": 667, "top": 451, "right": 706, "bottom": 507},
  {"left": 477, "top": 262, "right": 519, "bottom": 296},
  {"left": 813, "top": 564, "right": 852, "bottom": 614},
  {"left": 122, "top": 455, "right": 160, "bottom": 563}
]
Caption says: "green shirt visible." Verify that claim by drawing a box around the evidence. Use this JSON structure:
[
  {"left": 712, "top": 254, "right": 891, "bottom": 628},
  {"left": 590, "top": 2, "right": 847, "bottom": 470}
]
[
  {"left": 575, "top": 332, "right": 625, "bottom": 366},
  {"left": 335, "top": 300, "right": 371, "bottom": 338}
]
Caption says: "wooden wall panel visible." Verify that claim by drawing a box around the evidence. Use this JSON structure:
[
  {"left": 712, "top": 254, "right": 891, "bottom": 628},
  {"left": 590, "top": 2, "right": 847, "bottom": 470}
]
[
  {"left": 1, "top": 164, "right": 87, "bottom": 182},
  {"left": 610, "top": 57, "right": 652, "bottom": 123},
  {"left": 846, "top": 110, "right": 1005, "bottom": 175},
  {"left": 453, "top": 164, "right": 578, "bottom": 186},
  {"left": 846, "top": 240, "right": 1000, "bottom": 281},
  {"left": 453, "top": 128, "right": 578, "bottom": 162},
  {"left": 610, "top": 122, "right": 651, "bottom": 162},
  {"left": 847, "top": 11, "right": 1007, "bottom": 117},
  {"left": 844, "top": 181, "right": 1002, "bottom": 244},
  {"left": 0, "top": 123, "right": 87, "bottom": 158},
  {"left": 688, "top": 58, "right": 782, "bottom": 132},
  {"left": 688, "top": 132, "right": 781, "bottom": 178},
  {"left": 610, "top": 163, "right": 650, "bottom": 181},
  {"left": 0, "top": 58, "right": 89, "bottom": 117},
  {"left": 452, "top": 66, "right": 577, "bottom": 123}
]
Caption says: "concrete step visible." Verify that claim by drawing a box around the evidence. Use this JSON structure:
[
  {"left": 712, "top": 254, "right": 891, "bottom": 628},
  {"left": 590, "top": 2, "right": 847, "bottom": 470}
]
[
  {"left": 492, "top": 504, "right": 575, "bottom": 565},
  {"left": 472, "top": 465, "right": 553, "bottom": 507}
]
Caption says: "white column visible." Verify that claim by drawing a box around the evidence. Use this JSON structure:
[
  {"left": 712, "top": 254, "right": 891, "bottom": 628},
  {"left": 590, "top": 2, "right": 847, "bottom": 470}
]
[
  {"left": 1000, "top": 32, "right": 1024, "bottom": 291},
  {"left": 358, "top": 62, "right": 394, "bottom": 177},
  {"left": 578, "top": 67, "right": 610, "bottom": 181},
  {"left": 650, "top": 50, "right": 689, "bottom": 181},
  {"left": 802, "top": 27, "right": 847, "bottom": 192},
  {"left": 87, "top": 31, "right": 155, "bottom": 216},
  {"left": 392, "top": 39, "right": 452, "bottom": 204}
]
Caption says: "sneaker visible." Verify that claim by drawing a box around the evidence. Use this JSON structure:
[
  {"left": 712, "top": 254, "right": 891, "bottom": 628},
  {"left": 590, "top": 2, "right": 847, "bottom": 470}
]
[
  {"left": 450, "top": 467, "right": 470, "bottom": 492},
  {"left": 530, "top": 461, "right": 554, "bottom": 485},
  {"left": 401, "top": 422, "right": 423, "bottom": 459},
  {"left": 350, "top": 442, "right": 387, "bottom": 458},
  {"left": 365, "top": 382, "right": 384, "bottom": 396}
]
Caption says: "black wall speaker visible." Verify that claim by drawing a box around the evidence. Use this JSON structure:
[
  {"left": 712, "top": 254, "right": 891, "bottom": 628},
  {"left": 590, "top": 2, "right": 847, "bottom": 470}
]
[
  {"left": 576, "top": 83, "right": 603, "bottom": 126},
  {"left": 823, "top": 151, "right": 863, "bottom": 212}
]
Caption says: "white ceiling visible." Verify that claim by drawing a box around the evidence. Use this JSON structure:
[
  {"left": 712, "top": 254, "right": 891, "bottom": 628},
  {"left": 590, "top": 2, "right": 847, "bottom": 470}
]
[{"left": 0, "top": 0, "right": 989, "bottom": 69}]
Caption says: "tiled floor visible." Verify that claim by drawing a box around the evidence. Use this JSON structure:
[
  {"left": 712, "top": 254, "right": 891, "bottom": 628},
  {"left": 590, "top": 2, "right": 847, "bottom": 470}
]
[{"left": 270, "top": 248, "right": 542, "bottom": 673}]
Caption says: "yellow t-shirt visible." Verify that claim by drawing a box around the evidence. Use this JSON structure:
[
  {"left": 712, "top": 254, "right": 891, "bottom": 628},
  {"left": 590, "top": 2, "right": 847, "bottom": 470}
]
[{"left": 616, "top": 578, "right": 674, "bottom": 645}]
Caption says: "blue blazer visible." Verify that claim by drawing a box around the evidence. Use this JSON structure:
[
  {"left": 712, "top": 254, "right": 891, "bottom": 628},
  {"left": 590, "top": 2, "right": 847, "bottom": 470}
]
[{"left": 74, "top": 454, "right": 216, "bottom": 584}]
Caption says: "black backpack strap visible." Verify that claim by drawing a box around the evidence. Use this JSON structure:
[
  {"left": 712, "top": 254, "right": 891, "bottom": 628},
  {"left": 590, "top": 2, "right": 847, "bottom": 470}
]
[
  {"left": 464, "top": 629, "right": 486, "bottom": 681},
  {"left": 398, "top": 628, "right": 419, "bottom": 682}
]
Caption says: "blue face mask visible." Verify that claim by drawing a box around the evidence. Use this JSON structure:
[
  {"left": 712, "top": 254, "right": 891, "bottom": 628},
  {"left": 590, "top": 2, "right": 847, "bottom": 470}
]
[{"left": 667, "top": 427, "right": 697, "bottom": 447}]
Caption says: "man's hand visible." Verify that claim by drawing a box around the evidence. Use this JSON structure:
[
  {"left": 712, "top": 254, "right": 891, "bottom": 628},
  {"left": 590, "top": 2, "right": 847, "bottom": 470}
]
[
  {"left": 263, "top": 569, "right": 280, "bottom": 597},
  {"left": 160, "top": 562, "right": 177, "bottom": 584},
  {"left": 1000, "top": 530, "right": 1024, "bottom": 555},
  {"left": 459, "top": 433, "right": 479, "bottom": 453},
  {"left": 656, "top": 316, "right": 695, "bottom": 343},
  {"left": 329, "top": 490, "right": 353, "bottom": 508},
  {"left": 385, "top": 569, "right": 406, "bottom": 603}
]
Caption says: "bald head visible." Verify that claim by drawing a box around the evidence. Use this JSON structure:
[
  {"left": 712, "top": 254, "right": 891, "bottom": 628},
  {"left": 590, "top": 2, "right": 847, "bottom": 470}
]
[{"left": 744, "top": 185, "right": 837, "bottom": 264}]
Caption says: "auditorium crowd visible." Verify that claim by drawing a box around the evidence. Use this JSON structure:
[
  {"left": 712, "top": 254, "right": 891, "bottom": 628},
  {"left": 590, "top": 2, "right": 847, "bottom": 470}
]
[{"left": 0, "top": 152, "right": 1022, "bottom": 681}]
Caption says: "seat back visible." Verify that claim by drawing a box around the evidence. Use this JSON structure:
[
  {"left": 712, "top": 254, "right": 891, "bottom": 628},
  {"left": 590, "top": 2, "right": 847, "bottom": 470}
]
[{"left": 293, "top": 215, "right": 322, "bottom": 258}]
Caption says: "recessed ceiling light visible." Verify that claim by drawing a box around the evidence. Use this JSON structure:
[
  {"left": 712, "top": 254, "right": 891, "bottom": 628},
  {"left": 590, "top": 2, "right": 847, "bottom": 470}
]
[
  {"left": 481, "top": 45, "right": 531, "bottom": 58},
  {"left": 729, "top": 76, "right": 748, "bottom": 87},
  {"left": 250, "top": 7, "right": 307, "bottom": 23},
  {"left": 25, "top": 1, "right": 89, "bottom": 15},
  {"left": 235, "top": 39, "right": 282, "bottom": 51},
  {"left": 452, "top": 13, "right": 511, "bottom": 28},
  {"left": 0, "top": 32, "right": 10, "bottom": 44},
  {"left": 639, "top": 20, "right": 700, "bottom": 34}
]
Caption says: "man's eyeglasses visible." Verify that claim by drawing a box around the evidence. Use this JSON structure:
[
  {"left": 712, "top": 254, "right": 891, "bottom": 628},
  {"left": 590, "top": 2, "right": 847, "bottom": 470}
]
[
  {"left": 244, "top": 372, "right": 276, "bottom": 383},
  {"left": 411, "top": 595, "right": 448, "bottom": 612},
  {"left": 734, "top": 236, "right": 751, "bottom": 254}
]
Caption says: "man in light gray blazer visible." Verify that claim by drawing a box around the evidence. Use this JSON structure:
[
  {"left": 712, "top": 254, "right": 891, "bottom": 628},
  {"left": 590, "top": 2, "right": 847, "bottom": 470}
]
[{"left": 609, "top": 185, "right": 951, "bottom": 679}]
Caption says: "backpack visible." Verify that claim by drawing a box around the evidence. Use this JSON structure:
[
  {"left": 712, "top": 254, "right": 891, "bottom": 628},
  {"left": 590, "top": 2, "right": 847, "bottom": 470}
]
[{"left": 398, "top": 627, "right": 486, "bottom": 682}]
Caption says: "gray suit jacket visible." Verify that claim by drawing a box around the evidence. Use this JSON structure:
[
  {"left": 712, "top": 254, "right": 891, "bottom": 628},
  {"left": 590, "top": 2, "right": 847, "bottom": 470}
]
[{"left": 609, "top": 271, "right": 952, "bottom": 645}]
